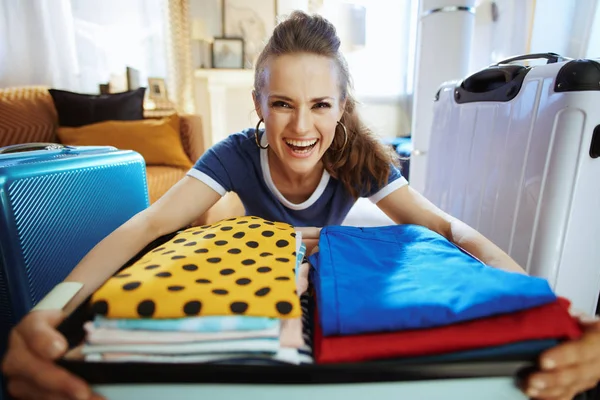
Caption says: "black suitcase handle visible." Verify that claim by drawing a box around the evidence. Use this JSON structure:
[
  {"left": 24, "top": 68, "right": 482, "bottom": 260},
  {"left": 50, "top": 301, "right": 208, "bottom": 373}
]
[
  {"left": 492, "top": 52, "right": 569, "bottom": 66},
  {"left": 461, "top": 65, "right": 525, "bottom": 94},
  {"left": 453, "top": 64, "right": 530, "bottom": 104},
  {"left": 0, "top": 143, "right": 72, "bottom": 154},
  {"left": 449, "top": 52, "right": 571, "bottom": 104}
]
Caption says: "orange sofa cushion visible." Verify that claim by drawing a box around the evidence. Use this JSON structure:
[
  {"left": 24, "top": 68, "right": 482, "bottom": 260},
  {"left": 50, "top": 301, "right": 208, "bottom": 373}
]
[{"left": 56, "top": 115, "right": 192, "bottom": 169}]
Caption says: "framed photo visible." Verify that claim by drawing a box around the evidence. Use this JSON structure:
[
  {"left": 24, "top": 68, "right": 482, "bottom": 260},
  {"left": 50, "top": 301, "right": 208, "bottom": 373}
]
[
  {"left": 223, "top": 0, "right": 277, "bottom": 68},
  {"left": 98, "top": 83, "right": 110, "bottom": 95},
  {"left": 147, "top": 78, "right": 168, "bottom": 101},
  {"left": 212, "top": 37, "right": 245, "bottom": 69}
]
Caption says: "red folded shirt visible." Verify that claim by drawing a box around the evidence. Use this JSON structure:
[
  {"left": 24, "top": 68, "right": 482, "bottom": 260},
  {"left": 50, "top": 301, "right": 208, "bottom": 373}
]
[{"left": 314, "top": 297, "right": 582, "bottom": 364}]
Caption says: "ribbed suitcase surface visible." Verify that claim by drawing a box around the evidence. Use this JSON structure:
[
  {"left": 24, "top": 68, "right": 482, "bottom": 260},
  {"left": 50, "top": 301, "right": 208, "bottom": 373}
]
[{"left": 0, "top": 144, "right": 150, "bottom": 355}]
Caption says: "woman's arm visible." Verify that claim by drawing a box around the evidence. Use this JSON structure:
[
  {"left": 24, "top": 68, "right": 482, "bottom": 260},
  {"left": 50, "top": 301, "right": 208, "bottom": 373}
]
[
  {"left": 376, "top": 185, "right": 526, "bottom": 274},
  {"left": 62, "top": 176, "right": 221, "bottom": 314}
]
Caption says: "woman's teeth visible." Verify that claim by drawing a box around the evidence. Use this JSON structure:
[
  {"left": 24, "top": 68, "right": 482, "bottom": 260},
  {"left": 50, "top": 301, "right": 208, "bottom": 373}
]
[{"left": 284, "top": 139, "right": 318, "bottom": 153}]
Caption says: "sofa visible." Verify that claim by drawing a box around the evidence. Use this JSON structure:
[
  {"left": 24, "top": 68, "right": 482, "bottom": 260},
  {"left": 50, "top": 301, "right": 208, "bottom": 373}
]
[
  {"left": 0, "top": 86, "right": 244, "bottom": 225},
  {"left": 0, "top": 86, "right": 396, "bottom": 228}
]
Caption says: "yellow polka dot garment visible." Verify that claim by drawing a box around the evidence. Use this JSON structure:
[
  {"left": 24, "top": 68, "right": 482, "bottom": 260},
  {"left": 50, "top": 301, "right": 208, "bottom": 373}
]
[{"left": 90, "top": 216, "right": 301, "bottom": 319}]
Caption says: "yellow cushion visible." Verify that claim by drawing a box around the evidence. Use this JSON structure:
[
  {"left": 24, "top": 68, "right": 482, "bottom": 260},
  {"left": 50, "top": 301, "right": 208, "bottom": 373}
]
[
  {"left": 90, "top": 216, "right": 301, "bottom": 319},
  {"left": 56, "top": 115, "right": 192, "bottom": 169}
]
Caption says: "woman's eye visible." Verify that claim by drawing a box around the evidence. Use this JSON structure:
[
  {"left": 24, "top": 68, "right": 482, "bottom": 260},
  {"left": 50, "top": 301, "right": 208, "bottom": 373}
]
[
  {"left": 272, "top": 101, "right": 291, "bottom": 108},
  {"left": 314, "top": 102, "right": 332, "bottom": 109}
]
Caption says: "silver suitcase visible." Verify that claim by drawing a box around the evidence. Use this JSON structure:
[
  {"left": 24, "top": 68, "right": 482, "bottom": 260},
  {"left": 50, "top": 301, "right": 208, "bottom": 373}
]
[{"left": 424, "top": 53, "right": 600, "bottom": 315}]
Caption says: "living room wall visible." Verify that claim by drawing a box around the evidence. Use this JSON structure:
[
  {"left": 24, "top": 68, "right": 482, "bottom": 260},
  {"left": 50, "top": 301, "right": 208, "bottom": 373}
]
[{"left": 190, "top": 0, "right": 415, "bottom": 144}]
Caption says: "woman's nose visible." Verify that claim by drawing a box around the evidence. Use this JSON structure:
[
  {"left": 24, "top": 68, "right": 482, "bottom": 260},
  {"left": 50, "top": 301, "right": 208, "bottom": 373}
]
[{"left": 292, "top": 107, "right": 312, "bottom": 134}]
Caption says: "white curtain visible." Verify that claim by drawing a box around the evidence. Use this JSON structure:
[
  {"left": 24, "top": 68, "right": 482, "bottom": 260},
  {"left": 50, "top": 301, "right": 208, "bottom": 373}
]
[
  {"left": 0, "top": 0, "right": 168, "bottom": 94},
  {"left": 70, "top": 0, "right": 168, "bottom": 94},
  {"left": 0, "top": 0, "right": 80, "bottom": 89}
]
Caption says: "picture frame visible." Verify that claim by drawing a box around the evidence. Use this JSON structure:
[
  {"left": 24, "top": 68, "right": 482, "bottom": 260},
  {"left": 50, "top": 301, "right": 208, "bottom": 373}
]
[
  {"left": 211, "top": 37, "right": 245, "bottom": 69},
  {"left": 98, "top": 83, "right": 110, "bottom": 95},
  {"left": 222, "top": 0, "right": 277, "bottom": 68},
  {"left": 147, "top": 78, "right": 168, "bottom": 101}
]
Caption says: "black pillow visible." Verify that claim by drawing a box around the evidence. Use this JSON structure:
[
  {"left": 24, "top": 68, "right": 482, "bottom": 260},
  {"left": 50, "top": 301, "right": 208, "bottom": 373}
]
[{"left": 48, "top": 87, "right": 146, "bottom": 127}]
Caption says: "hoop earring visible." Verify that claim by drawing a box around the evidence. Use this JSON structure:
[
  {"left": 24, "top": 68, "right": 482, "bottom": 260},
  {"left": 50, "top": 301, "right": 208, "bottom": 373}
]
[
  {"left": 335, "top": 121, "right": 348, "bottom": 151},
  {"left": 255, "top": 119, "right": 269, "bottom": 149}
]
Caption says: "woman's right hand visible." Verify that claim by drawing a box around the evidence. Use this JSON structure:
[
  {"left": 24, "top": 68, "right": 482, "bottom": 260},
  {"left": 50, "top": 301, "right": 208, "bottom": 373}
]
[{"left": 1, "top": 310, "right": 103, "bottom": 400}]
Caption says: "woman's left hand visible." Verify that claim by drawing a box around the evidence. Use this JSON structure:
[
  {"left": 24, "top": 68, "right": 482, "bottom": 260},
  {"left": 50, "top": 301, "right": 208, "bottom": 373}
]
[{"left": 524, "top": 316, "right": 600, "bottom": 399}]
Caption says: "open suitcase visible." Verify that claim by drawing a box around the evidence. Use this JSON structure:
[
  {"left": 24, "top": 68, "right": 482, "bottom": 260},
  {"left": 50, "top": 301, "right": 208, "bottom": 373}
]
[
  {"left": 0, "top": 143, "right": 150, "bottom": 398},
  {"left": 52, "top": 227, "right": 566, "bottom": 400},
  {"left": 55, "top": 231, "right": 535, "bottom": 400},
  {"left": 424, "top": 53, "right": 600, "bottom": 317}
]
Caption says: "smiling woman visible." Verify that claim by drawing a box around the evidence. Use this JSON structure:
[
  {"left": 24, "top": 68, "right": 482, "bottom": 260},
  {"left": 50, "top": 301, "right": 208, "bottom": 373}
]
[
  {"left": 184, "top": 11, "right": 405, "bottom": 227},
  {"left": 253, "top": 53, "right": 349, "bottom": 192},
  {"left": 8, "top": 10, "right": 600, "bottom": 400},
  {"left": 250, "top": 13, "right": 401, "bottom": 202}
]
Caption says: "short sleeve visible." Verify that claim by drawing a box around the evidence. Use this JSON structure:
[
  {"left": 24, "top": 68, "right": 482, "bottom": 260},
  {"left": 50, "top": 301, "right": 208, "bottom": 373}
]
[
  {"left": 186, "top": 136, "right": 238, "bottom": 196},
  {"left": 364, "top": 164, "right": 408, "bottom": 203}
]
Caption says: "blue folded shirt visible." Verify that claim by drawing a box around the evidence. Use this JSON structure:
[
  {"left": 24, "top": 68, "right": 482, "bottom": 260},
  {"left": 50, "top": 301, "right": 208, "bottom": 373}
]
[{"left": 308, "top": 224, "right": 556, "bottom": 337}]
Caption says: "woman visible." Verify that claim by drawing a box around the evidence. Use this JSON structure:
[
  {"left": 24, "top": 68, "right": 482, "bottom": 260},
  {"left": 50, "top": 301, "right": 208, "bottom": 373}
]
[{"left": 2, "top": 11, "right": 599, "bottom": 400}]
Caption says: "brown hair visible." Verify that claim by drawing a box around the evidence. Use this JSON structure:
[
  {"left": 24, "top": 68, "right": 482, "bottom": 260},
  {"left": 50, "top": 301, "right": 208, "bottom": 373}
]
[{"left": 254, "top": 11, "right": 399, "bottom": 198}]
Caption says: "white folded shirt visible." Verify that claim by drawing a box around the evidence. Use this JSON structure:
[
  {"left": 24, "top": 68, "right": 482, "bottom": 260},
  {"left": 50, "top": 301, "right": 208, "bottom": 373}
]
[
  {"left": 84, "top": 321, "right": 280, "bottom": 344},
  {"left": 81, "top": 337, "right": 280, "bottom": 355}
]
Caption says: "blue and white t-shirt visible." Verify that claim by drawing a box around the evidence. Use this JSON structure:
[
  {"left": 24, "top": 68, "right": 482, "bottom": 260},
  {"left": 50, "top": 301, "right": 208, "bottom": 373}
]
[{"left": 186, "top": 129, "right": 407, "bottom": 227}]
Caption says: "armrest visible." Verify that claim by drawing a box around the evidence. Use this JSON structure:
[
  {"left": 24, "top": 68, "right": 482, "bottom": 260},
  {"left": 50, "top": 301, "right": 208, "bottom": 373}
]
[{"left": 178, "top": 114, "right": 206, "bottom": 164}]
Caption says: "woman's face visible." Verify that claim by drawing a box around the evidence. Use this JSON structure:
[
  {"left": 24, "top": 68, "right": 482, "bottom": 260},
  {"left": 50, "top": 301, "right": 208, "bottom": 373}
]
[{"left": 254, "top": 53, "right": 345, "bottom": 175}]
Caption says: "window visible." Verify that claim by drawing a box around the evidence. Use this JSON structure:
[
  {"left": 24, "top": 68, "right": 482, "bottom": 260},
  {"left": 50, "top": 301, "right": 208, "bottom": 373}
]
[
  {"left": 70, "top": 0, "right": 168, "bottom": 93},
  {"left": 315, "top": 0, "right": 417, "bottom": 99}
]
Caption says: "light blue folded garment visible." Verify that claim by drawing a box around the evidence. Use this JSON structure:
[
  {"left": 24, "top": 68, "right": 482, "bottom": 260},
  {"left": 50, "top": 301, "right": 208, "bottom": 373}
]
[
  {"left": 93, "top": 315, "right": 279, "bottom": 332},
  {"left": 295, "top": 242, "right": 307, "bottom": 277}
]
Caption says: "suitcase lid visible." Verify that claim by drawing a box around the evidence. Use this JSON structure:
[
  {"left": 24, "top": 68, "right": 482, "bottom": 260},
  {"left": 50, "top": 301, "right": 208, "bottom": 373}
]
[{"left": 0, "top": 143, "right": 119, "bottom": 168}]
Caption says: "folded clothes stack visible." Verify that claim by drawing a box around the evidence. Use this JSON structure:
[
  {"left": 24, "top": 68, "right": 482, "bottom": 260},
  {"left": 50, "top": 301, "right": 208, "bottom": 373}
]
[
  {"left": 308, "top": 225, "right": 582, "bottom": 364},
  {"left": 84, "top": 216, "right": 313, "bottom": 365}
]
